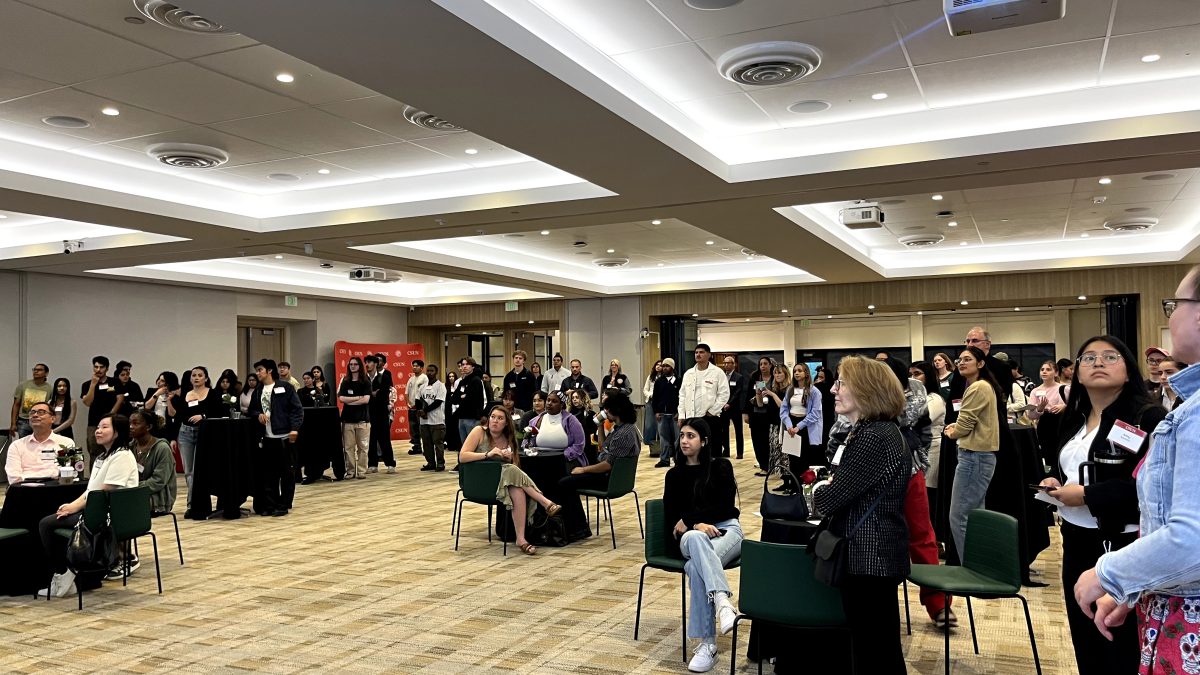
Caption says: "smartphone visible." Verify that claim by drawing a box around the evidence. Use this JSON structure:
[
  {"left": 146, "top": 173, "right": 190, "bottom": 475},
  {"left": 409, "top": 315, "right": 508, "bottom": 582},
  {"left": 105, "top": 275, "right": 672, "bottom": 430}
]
[
  {"left": 717, "top": 528, "right": 728, "bottom": 536},
  {"left": 1028, "top": 484, "right": 1053, "bottom": 492}
]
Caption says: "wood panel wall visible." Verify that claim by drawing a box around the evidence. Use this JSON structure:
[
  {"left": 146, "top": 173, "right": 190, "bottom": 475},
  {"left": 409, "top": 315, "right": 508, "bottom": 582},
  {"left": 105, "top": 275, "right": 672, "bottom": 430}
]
[{"left": 409, "top": 299, "right": 566, "bottom": 327}]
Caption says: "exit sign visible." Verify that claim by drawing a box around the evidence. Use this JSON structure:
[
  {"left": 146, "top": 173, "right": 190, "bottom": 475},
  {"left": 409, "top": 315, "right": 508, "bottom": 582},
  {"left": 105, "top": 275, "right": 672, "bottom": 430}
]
[
  {"left": 505, "top": 301, "right": 519, "bottom": 312},
  {"left": 285, "top": 295, "right": 298, "bottom": 307},
  {"left": 800, "top": 319, "right": 812, "bottom": 327}
]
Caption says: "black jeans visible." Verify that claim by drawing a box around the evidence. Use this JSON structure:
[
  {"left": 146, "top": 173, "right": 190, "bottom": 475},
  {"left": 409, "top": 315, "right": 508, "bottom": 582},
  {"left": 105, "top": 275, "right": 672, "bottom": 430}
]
[
  {"left": 841, "top": 574, "right": 906, "bottom": 674},
  {"left": 555, "top": 472, "right": 608, "bottom": 540},
  {"left": 408, "top": 408, "right": 423, "bottom": 453},
  {"left": 368, "top": 418, "right": 395, "bottom": 468},
  {"left": 38, "top": 512, "right": 81, "bottom": 575},
  {"left": 1061, "top": 521, "right": 1138, "bottom": 675},
  {"left": 256, "top": 437, "right": 295, "bottom": 513},
  {"left": 718, "top": 409, "right": 745, "bottom": 458},
  {"left": 749, "top": 413, "right": 772, "bottom": 469}
]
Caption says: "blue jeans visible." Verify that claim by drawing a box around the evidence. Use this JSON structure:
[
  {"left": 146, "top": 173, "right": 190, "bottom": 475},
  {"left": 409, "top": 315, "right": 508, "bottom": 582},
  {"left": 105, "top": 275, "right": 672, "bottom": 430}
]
[
  {"left": 15, "top": 418, "right": 32, "bottom": 438},
  {"left": 657, "top": 414, "right": 677, "bottom": 462},
  {"left": 949, "top": 448, "right": 997, "bottom": 560},
  {"left": 680, "top": 519, "right": 743, "bottom": 639},
  {"left": 178, "top": 424, "right": 201, "bottom": 510},
  {"left": 643, "top": 407, "right": 658, "bottom": 446},
  {"left": 457, "top": 418, "right": 479, "bottom": 448}
]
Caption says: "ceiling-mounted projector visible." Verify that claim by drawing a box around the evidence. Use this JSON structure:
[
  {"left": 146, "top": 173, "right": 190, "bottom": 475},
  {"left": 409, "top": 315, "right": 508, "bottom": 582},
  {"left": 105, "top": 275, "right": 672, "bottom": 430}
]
[
  {"left": 839, "top": 203, "right": 884, "bottom": 229},
  {"left": 944, "top": 0, "right": 1065, "bottom": 36},
  {"left": 349, "top": 267, "right": 388, "bottom": 282}
]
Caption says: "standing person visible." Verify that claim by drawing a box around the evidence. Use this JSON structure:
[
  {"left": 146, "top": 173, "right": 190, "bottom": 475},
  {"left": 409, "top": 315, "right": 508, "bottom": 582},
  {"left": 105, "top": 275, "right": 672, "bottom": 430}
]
[
  {"left": 1144, "top": 346, "right": 1169, "bottom": 400},
  {"left": 745, "top": 357, "right": 777, "bottom": 474},
  {"left": 678, "top": 344, "right": 730, "bottom": 437},
  {"left": 248, "top": 359, "right": 303, "bottom": 516},
  {"left": 4, "top": 402, "right": 68, "bottom": 484},
  {"left": 365, "top": 356, "right": 396, "bottom": 474},
  {"left": 405, "top": 359, "right": 429, "bottom": 457},
  {"left": 529, "top": 361, "right": 544, "bottom": 392},
  {"left": 717, "top": 355, "right": 747, "bottom": 459},
  {"left": 418, "top": 364, "right": 447, "bottom": 472},
  {"left": 1158, "top": 358, "right": 1187, "bottom": 410},
  {"left": 1074, "top": 269, "right": 1200, "bottom": 673},
  {"left": 145, "top": 371, "right": 181, "bottom": 450},
  {"left": 664, "top": 417, "right": 743, "bottom": 674},
  {"left": 542, "top": 353, "right": 569, "bottom": 394},
  {"left": 173, "top": 366, "right": 223, "bottom": 518},
  {"left": 114, "top": 361, "right": 143, "bottom": 417},
  {"left": 215, "top": 369, "right": 240, "bottom": 414},
  {"left": 10, "top": 363, "right": 52, "bottom": 439},
  {"left": 652, "top": 358, "right": 682, "bottom": 468},
  {"left": 559, "top": 359, "right": 599, "bottom": 399},
  {"left": 643, "top": 360, "right": 662, "bottom": 451},
  {"left": 238, "top": 373, "right": 259, "bottom": 414},
  {"left": 450, "top": 357, "right": 487, "bottom": 447},
  {"left": 600, "top": 359, "right": 632, "bottom": 402},
  {"left": 932, "top": 352, "right": 955, "bottom": 402},
  {"left": 556, "top": 393, "right": 641, "bottom": 542},
  {"left": 278, "top": 362, "right": 301, "bottom": 389},
  {"left": 445, "top": 366, "right": 463, "bottom": 455},
  {"left": 812, "top": 356, "right": 911, "bottom": 674},
  {"left": 1036, "top": 336, "right": 1163, "bottom": 675},
  {"left": 911, "top": 361, "right": 948, "bottom": 545},
  {"left": 48, "top": 378, "right": 76, "bottom": 440},
  {"left": 568, "top": 389, "right": 599, "bottom": 464},
  {"left": 503, "top": 350, "right": 538, "bottom": 412},
  {"left": 1028, "top": 359, "right": 1071, "bottom": 464},
  {"left": 309, "top": 366, "right": 332, "bottom": 406},
  {"left": 943, "top": 346, "right": 1003, "bottom": 559},
  {"left": 298, "top": 373, "right": 318, "bottom": 408},
  {"left": 780, "top": 363, "right": 823, "bottom": 489},
  {"left": 338, "top": 357, "right": 372, "bottom": 480},
  {"left": 81, "top": 356, "right": 124, "bottom": 471},
  {"left": 763, "top": 365, "right": 790, "bottom": 481}
]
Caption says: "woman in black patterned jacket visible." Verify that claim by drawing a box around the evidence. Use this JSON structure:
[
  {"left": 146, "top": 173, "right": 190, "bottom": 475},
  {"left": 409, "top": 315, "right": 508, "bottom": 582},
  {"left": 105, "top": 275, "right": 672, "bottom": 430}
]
[{"left": 813, "top": 355, "right": 911, "bottom": 674}]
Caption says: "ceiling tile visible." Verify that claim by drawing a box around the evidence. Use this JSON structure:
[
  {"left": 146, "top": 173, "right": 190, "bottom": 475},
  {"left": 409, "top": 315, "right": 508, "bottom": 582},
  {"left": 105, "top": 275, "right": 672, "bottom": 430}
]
[
  {"left": 969, "top": 196, "right": 1073, "bottom": 216},
  {"left": 1175, "top": 181, "right": 1200, "bottom": 199},
  {"left": 217, "top": 156, "right": 368, "bottom": 185},
  {"left": 0, "top": 118, "right": 94, "bottom": 149},
  {"left": 532, "top": 0, "right": 688, "bottom": 54},
  {"left": 317, "top": 96, "right": 465, "bottom": 141},
  {"left": 1112, "top": 0, "right": 1200, "bottom": 35},
  {"left": 193, "top": 45, "right": 379, "bottom": 105},
  {"left": 962, "top": 179, "right": 1076, "bottom": 202},
  {"left": 408, "top": 132, "right": 532, "bottom": 168},
  {"left": 1074, "top": 171, "right": 1197, "bottom": 192},
  {"left": 110, "top": 125, "right": 297, "bottom": 167},
  {"left": 915, "top": 40, "right": 1103, "bottom": 108},
  {"left": 672, "top": 93, "right": 778, "bottom": 134},
  {"left": 75, "top": 62, "right": 302, "bottom": 125},
  {"left": 210, "top": 107, "right": 396, "bottom": 155},
  {"left": 311, "top": 142, "right": 472, "bottom": 177},
  {"left": 693, "top": 8, "right": 910, "bottom": 85},
  {"left": 612, "top": 43, "right": 743, "bottom": 102},
  {"left": 21, "top": 0, "right": 258, "bottom": 59},
  {"left": 647, "top": 0, "right": 890, "bottom": 41},
  {"left": 0, "top": 1, "right": 174, "bottom": 84},
  {"left": 892, "top": 0, "right": 1111, "bottom": 66},
  {"left": 747, "top": 69, "right": 924, "bottom": 127},
  {"left": 1100, "top": 24, "right": 1200, "bottom": 86},
  {"left": 0, "top": 87, "right": 186, "bottom": 143},
  {"left": 1069, "top": 184, "right": 1184, "bottom": 206},
  {"left": 0, "top": 67, "right": 58, "bottom": 104}
]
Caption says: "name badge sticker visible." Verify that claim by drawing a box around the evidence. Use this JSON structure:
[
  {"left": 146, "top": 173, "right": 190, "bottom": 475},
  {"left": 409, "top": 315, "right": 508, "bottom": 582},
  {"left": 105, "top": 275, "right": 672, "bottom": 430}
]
[
  {"left": 54, "top": 405, "right": 63, "bottom": 412},
  {"left": 952, "top": 399, "right": 963, "bottom": 412},
  {"left": 274, "top": 386, "right": 286, "bottom": 394},
  {"left": 1108, "top": 420, "right": 1148, "bottom": 453},
  {"left": 831, "top": 444, "right": 846, "bottom": 466},
  {"left": 187, "top": 400, "right": 199, "bottom": 407}
]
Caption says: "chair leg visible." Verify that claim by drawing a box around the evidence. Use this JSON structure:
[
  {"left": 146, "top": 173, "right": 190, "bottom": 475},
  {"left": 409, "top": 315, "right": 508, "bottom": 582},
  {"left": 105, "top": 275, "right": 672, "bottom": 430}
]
[
  {"left": 454, "top": 501, "right": 464, "bottom": 551},
  {"left": 169, "top": 512, "right": 184, "bottom": 565},
  {"left": 633, "top": 492, "right": 644, "bottom": 539},
  {"left": 606, "top": 499, "right": 617, "bottom": 549},
  {"left": 77, "top": 583, "right": 83, "bottom": 611},
  {"left": 681, "top": 572, "right": 687, "bottom": 663},
  {"left": 487, "top": 505, "right": 493, "bottom": 543},
  {"left": 1018, "top": 594, "right": 1043, "bottom": 675},
  {"left": 730, "top": 616, "right": 742, "bottom": 675},
  {"left": 966, "top": 596, "right": 979, "bottom": 655},
  {"left": 944, "top": 593, "right": 951, "bottom": 675},
  {"left": 634, "top": 564, "right": 648, "bottom": 640},
  {"left": 149, "top": 532, "right": 162, "bottom": 594},
  {"left": 123, "top": 540, "right": 130, "bottom": 587},
  {"left": 903, "top": 579, "right": 911, "bottom": 635},
  {"left": 450, "top": 489, "right": 462, "bottom": 534}
]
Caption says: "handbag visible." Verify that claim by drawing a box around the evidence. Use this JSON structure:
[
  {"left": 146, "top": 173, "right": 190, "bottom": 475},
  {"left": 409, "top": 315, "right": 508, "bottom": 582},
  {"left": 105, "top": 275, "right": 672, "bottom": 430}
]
[
  {"left": 760, "top": 464, "right": 809, "bottom": 521},
  {"left": 810, "top": 492, "right": 884, "bottom": 587},
  {"left": 65, "top": 506, "right": 117, "bottom": 574}
]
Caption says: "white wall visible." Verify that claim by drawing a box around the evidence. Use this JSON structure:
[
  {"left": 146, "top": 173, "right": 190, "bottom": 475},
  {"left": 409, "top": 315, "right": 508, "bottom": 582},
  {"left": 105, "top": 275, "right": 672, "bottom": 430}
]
[
  {"left": 564, "top": 297, "right": 645, "bottom": 402},
  {"left": 699, "top": 322, "right": 786, "bottom": 352},
  {"left": 0, "top": 272, "right": 23, "bottom": 413}
]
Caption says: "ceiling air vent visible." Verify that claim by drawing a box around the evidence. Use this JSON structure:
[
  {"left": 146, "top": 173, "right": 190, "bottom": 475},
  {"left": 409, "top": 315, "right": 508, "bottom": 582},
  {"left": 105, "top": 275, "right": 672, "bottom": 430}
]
[
  {"left": 146, "top": 143, "right": 229, "bottom": 169},
  {"left": 740, "top": 247, "right": 760, "bottom": 259},
  {"left": 716, "top": 42, "right": 821, "bottom": 86},
  {"left": 132, "top": 0, "right": 236, "bottom": 35},
  {"left": 402, "top": 106, "right": 463, "bottom": 132},
  {"left": 899, "top": 234, "right": 946, "bottom": 248},
  {"left": 593, "top": 257, "right": 630, "bottom": 268},
  {"left": 1103, "top": 217, "right": 1158, "bottom": 233}
]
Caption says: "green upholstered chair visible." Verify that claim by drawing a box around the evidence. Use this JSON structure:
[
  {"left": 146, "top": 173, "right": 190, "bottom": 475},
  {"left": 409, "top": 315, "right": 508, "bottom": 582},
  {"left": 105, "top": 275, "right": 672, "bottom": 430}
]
[
  {"left": 576, "top": 455, "right": 643, "bottom": 549},
  {"left": 453, "top": 461, "right": 507, "bottom": 555}
]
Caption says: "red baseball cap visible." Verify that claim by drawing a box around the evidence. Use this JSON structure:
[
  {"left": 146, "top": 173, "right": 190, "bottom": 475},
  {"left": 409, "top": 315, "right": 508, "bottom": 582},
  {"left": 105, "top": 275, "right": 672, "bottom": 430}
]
[{"left": 1145, "top": 346, "right": 1170, "bottom": 358}]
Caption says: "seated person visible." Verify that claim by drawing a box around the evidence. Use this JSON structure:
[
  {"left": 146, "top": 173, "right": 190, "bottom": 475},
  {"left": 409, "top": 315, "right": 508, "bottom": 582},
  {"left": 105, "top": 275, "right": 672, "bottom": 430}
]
[
  {"left": 518, "top": 390, "right": 547, "bottom": 432},
  {"left": 524, "top": 391, "right": 585, "bottom": 465},
  {"left": 37, "top": 414, "right": 139, "bottom": 597},
  {"left": 500, "top": 390, "right": 524, "bottom": 425},
  {"left": 459, "top": 404, "right": 562, "bottom": 555},
  {"left": 5, "top": 402, "right": 70, "bottom": 483},
  {"left": 665, "top": 418, "right": 743, "bottom": 674},
  {"left": 128, "top": 409, "right": 178, "bottom": 516},
  {"left": 556, "top": 392, "right": 641, "bottom": 540}
]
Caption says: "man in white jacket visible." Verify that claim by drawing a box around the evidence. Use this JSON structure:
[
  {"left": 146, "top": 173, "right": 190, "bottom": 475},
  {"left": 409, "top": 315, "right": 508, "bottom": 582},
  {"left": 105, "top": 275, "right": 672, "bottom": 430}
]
[{"left": 678, "top": 343, "right": 730, "bottom": 430}]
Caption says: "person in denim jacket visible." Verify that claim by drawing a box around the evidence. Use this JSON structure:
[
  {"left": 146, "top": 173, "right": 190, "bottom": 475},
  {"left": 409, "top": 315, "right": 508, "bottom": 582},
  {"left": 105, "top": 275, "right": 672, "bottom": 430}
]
[{"left": 1076, "top": 265, "right": 1200, "bottom": 674}]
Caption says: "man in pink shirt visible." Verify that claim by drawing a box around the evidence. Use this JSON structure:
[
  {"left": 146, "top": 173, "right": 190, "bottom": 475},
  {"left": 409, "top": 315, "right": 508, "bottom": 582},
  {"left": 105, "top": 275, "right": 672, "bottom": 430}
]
[{"left": 5, "top": 402, "right": 69, "bottom": 483}]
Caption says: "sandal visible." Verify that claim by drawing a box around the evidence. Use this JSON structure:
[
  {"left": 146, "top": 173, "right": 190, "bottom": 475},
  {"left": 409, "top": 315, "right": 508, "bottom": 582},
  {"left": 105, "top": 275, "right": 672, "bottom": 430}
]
[
  {"left": 518, "top": 542, "right": 537, "bottom": 555},
  {"left": 546, "top": 503, "right": 562, "bottom": 518}
]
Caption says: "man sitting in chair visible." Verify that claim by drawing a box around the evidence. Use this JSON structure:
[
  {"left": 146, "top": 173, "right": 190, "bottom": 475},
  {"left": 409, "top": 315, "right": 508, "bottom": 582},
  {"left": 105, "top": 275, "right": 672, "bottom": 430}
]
[{"left": 555, "top": 392, "right": 641, "bottom": 541}]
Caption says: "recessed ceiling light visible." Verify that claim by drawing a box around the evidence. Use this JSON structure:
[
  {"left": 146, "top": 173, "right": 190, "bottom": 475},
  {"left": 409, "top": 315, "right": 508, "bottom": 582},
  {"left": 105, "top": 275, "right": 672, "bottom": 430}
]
[
  {"left": 1080, "top": 233, "right": 1090, "bottom": 238},
  {"left": 317, "top": 168, "right": 330, "bottom": 175},
  {"left": 931, "top": 194, "right": 944, "bottom": 201},
  {"left": 268, "top": 173, "right": 300, "bottom": 182},
  {"left": 539, "top": 230, "right": 550, "bottom": 235},
  {"left": 436, "top": 279, "right": 444, "bottom": 283},
  {"left": 1142, "top": 54, "right": 1161, "bottom": 63},
  {"left": 1143, "top": 173, "right": 1177, "bottom": 181},
  {"left": 721, "top": 248, "right": 730, "bottom": 251},
  {"left": 1014, "top": 307, "right": 1021, "bottom": 311},
  {"left": 1078, "top": 295, "right": 1087, "bottom": 301},
  {"left": 867, "top": 304, "right": 876, "bottom": 310},
  {"left": 651, "top": 219, "right": 662, "bottom": 225},
  {"left": 787, "top": 99, "right": 831, "bottom": 114},
  {"left": 871, "top": 92, "right": 888, "bottom": 100},
  {"left": 0, "top": 215, "right": 6, "bottom": 219},
  {"left": 705, "top": 240, "right": 714, "bottom": 245},
  {"left": 606, "top": 248, "right": 615, "bottom": 253},
  {"left": 684, "top": 0, "right": 743, "bottom": 8},
  {"left": 826, "top": 315, "right": 833, "bottom": 319},
  {"left": 745, "top": 319, "right": 751, "bottom": 322},
  {"left": 917, "top": 311, "right": 924, "bottom": 316},
  {"left": 101, "top": 107, "right": 120, "bottom": 116},
  {"left": 692, "top": 313, "right": 699, "bottom": 317},
  {"left": 464, "top": 148, "right": 479, "bottom": 155},
  {"left": 947, "top": 221, "right": 958, "bottom": 227},
  {"left": 455, "top": 323, "right": 462, "bottom": 327},
  {"left": 1000, "top": 219, "right": 1009, "bottom": 222},
  {"left": 781, "top": 309, "right": 788, "bottom": 313},
  {"left": 960, "top": 300, "right": 969, "bottom": 306},
  {"left": 274, "top": 255, "right": 283, "bottom": 259},
  {"left": 959, "top": 242, "right": 968, "bottom": 246},
  {"left": 656, "top": 263, "right": 664, "bottom": 267},
  {"left": 124, "top": 15, "right": 146, "bottom": 24},
  {"left": 1098, "top": 177, "right": 1112, "bottom": 185},
  {"left": 275, "top": 72, "right": 294, "bottom": 83},
  {"left": 528, "top": 320, "right": 535, "bottom": 324}
]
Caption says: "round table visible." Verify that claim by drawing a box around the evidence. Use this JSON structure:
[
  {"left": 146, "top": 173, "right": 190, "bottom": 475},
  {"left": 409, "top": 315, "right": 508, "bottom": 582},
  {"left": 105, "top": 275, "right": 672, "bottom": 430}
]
[
  {"left": 0, "top": 480, "right": 87, "bottom": 595},
  {"left": 494, "top": 450, "right": 569, "bottom": 544}
]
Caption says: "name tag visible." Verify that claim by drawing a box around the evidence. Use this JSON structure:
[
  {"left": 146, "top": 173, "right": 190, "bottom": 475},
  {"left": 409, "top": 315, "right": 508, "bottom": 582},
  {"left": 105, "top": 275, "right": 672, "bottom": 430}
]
[
  {"left": 1108, "top": 420, "right": 1148, "bottom": 453},
  {"left": 136, "top": 463, "right": 145, "bottom": 473},
  {"left": 831, "top": 444, "right": 846, "bottom": 466},
  {"left": 274, "top": 387, "right": 285, "bottom": 394},
  {"left": 952, "top": 399, "right": 962, "bottom": 412},
  {"left": 41, "top": 449, "right": 56, "bottom": 458},
  {"left": 54, "top": 405, "right": 63, "bottom": 412},
  {"left": 509, "top": 383, "right": 516, "bottom": 388},
  {"left": 187, "top": 400, "right": 199, "bottom": 408},
  {"left": 310, "top": 390, "right": 317, "bottom": 395},
  {"left": 100, "top": 384, "right": 111, "bottom": 391}
]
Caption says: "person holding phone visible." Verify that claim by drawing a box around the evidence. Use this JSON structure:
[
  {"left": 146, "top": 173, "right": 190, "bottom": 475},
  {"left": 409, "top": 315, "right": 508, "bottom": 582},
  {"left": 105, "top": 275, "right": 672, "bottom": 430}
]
[{"left": 662, "top": 417, "right": 742, "bottom": 673}]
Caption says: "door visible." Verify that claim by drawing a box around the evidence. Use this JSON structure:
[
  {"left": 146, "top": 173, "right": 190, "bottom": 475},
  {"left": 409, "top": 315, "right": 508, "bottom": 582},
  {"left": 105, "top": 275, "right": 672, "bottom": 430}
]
[{"left": 244, "top": 326, "right": 285, "bottom": 374}]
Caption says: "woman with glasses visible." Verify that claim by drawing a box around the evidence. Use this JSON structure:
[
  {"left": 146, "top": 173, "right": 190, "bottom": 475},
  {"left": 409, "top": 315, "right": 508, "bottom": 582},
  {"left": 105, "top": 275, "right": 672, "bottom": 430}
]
[
  {"left": 1037, "top": 336, "right": 1165, "bottom": 675},
  {"left": 943, "top": 346, "right": 1003, "bottom": 561}
]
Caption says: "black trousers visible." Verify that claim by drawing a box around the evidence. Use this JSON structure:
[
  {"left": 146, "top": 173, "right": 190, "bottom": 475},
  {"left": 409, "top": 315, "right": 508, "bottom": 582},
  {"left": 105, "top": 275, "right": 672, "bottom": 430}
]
[
  {"left": 718, "top": 409, "right": 745, "bottom": 458},
  {"left": 255, "top": 437, "right": 295, "bottom": 513},
  {"left": 748, "top": 413, "right": 772, "bottom": 469},
  {"left": 1061, "top": 521, "right": 1138, "bottom": 675},
  {"left": 841, "top": 574, "right": 906, "bottom": 674},
  {"left": 368, "top": 418, "right": 395, "bottom": 468},
  {"left": 407, "top": 408, "right": 423, "bottom": 453},
  {"left": 555, "top": 472, "right": 608, "bottom": 540},
  {"left": 445, "top": 414, "right": 462, "bottom": 453}
]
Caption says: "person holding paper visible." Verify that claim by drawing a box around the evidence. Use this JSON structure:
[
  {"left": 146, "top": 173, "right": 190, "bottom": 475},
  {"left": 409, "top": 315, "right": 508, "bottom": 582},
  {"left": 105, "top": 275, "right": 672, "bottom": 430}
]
[
  {"left": 1037, "top": 336, "right": 1164, "bottom": 675},
  {"left": 778, "top": 363, "right": 822, "bottom": 492}
]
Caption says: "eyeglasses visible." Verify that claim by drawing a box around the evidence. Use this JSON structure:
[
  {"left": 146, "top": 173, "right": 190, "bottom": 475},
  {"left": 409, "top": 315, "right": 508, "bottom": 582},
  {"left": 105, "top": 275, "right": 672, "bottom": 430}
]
[
  {"left": 1163, "top": 298, "right": 1200, "bottom": 318},
  {"left": 831, "top": 379, "right": 844, "bottom": 390},
  {"left": 1079, "top": 351, "right": 1123, "bottom": 367},
  {"left": 29, "top": 409, "right": 51, "bottom": 417},
  {"left": 964, "top": 337, "right": 990, "bottom": 345},
  {"left": 1147, "top": 357, "right": 1166, "bottom": 366}
]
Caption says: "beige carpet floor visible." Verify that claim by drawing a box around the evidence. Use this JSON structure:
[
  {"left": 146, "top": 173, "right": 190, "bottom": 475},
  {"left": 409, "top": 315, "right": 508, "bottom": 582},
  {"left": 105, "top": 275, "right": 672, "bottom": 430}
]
[{"left": 0, "top": 440, "right": 1077, "bottom": 674}]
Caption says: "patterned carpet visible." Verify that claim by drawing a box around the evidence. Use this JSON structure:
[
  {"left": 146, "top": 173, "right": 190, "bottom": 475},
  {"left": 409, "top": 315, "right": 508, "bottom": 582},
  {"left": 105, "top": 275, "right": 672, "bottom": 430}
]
[{"left": 0, "top": 440, "right": 1077, "bottom": 674}]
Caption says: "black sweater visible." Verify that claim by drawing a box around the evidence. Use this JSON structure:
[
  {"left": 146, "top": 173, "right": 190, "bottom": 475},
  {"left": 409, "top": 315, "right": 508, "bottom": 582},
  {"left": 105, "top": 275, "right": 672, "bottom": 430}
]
[
  {"left": 663, "top": 459, "right": 740, "bottom": 555},
  {"left": 651, "top": 375, "right": 680, "bottom": 415}
]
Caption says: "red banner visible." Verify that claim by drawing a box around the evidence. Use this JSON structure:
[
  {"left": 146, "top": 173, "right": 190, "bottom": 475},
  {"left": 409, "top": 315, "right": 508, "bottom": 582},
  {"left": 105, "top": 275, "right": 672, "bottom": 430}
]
[{"left": 333, "top": 341, "right": 425, "bottom": 441}]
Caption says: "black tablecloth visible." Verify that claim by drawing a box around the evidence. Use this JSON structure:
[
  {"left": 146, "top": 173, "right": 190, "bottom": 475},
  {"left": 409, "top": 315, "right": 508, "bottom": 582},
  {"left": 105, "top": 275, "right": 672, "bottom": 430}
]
[
  {"left": 1009, "top": 427, "right": 1052, "bottom": 566},
  {"left": 495, "top": 451, "right": 569, "bottom": 544},
  {"left": 0, "top": 481, "right": 87, "bottom": 595},
  {"left": 299, "top": 406, "right": 343, "bottom": 481},
  {"left": 191, "top": 418, "right": 258, "bottom": 519}
]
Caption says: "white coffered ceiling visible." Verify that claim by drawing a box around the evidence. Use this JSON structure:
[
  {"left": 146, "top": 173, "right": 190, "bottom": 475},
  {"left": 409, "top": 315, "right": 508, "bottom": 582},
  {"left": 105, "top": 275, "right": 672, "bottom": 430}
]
[{"left": 2, "top": 0, "right": 1200, "bottom": 307}]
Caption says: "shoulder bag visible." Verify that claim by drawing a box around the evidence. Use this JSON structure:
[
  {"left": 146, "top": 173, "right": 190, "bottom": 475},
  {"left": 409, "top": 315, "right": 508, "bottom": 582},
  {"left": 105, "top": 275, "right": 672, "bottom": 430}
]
[
  {"left": 66, "top": 506, "right": 117, "bottom": 573},
  {"left": 811, "top": 491, "right": 884, "bottom": 587},
  {"left": 760, "top": 463, "right": 809, "bottom": 522}
]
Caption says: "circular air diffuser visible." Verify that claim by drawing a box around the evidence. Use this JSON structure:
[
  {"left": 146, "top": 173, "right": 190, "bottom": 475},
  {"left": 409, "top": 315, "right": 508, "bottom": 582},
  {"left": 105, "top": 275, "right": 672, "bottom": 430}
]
[
  {"left": 42, "top": 116, "right": 90, "bottom": 129},
  {"left": 132, "top": 0, "right": 235, "bottom": 34},
  {"left": 402, "top": 106, "right": 463, "bottom": 132},
  {"left": 899, "top": 234, "right": 945, "bottom": 248},
  {"left": 592, "top": 257, "right": 630, "bottom": 268},
  {"left": 146, "top": 143, "right": 229, "bottom": 169},
  {"left": 1103, "top": 217, "right": 1158, "bottom": 232},
  {"left": 716, "top": 41, "right": 821, "bottom": 86}
]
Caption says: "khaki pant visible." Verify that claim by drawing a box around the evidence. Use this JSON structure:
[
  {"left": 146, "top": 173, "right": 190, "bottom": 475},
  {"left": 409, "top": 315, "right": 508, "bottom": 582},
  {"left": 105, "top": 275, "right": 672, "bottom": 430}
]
[{"left": 342, "top": 422, "right": 370, "bottom": 478}]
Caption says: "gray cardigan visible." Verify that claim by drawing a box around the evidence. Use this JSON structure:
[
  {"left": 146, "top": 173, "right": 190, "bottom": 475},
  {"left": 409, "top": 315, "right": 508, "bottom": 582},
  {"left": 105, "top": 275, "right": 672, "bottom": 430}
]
[{"left": 134, "top": 438, "right": 178, "bottom": 515}]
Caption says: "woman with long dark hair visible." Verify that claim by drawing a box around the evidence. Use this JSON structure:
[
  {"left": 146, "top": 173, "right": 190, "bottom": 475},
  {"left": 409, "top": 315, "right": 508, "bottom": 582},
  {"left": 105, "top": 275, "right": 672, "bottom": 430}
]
[
  {"left": 171, "top": 366, "right": 224, "bottom": 518},
  {"left": 943, "top": 346, "right": 1003, "bottom": 560},
  {"left": 643, "top": 360, "right": 662, "bottom": 450},
  {"left": 238, "top": 373, "right": 258, "bottom": 414},
  {"left": 663, "top": 417, "right": 742, "bottom": 674},
  {"left": 49, "top": 377, "right": 76, "bottom": 439},
  {"left": 1038, "top": 336, "right": 1164, "bottom": 675},
  {"left": 745, "top": 357, "right": 777, "bottom": 476},
  {"left": 309, "top": 366, "right": 332, "bottom": 406},
  {"left": 339, "top": 356, "right": 372, "bottom": 480}
]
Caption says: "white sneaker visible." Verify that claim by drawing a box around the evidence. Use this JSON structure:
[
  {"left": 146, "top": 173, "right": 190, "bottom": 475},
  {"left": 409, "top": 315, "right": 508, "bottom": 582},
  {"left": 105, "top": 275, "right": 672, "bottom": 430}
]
[
  {"left": 715, "top": 594, "right": 739, "bottom": 635},
  {"left": 386, "top": 466, "right": 396, "bottom": 474},
  {"left": 50, "top": 570, "right": 76, "bottom": 598},
  {"left": 688, "top": 643, "right": 717, "bottom": 673},
  {"left": 367, "top": 466, "right": 379, "bottom": 474}
]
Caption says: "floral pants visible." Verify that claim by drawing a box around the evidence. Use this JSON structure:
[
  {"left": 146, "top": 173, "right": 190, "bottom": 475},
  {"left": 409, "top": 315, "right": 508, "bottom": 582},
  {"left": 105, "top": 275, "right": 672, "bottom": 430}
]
[{"left": 1137, "top": 593, "right": 1200, "bottom": 674}]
